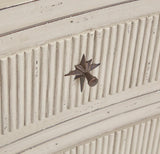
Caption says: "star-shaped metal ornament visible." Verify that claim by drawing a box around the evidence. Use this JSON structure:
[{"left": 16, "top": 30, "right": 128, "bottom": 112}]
[{"left": 65, "top": 54, "right": 100, "bottom": 92}]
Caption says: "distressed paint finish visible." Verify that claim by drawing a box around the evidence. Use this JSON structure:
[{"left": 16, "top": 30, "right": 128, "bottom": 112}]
[
  {"left": 0, "top": 0, "right": 135, "bottom": 35},
  {"left": 56, "top": 117, "right": 160, "bottom": 154},
  {"left": 1, "top": 87, "right": 160, "bottom": 153},
  {"left": 0, "top": 0, "right": 160, "bottom": 151},
  {"left": 0, "top": 13, "right": 160, "bottom": 136}
]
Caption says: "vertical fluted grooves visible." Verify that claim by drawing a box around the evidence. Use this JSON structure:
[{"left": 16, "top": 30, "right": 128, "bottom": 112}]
[
  {"left": 57, "top": 117, "right": 160, "bottom": 154},
  {"left": 0, "top": 14, "right": 160, "bottom": 135}
]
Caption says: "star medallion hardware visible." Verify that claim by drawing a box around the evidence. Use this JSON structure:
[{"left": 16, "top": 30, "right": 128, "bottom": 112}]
[{"left": 65, "top": 54, "right": 100, "bottom": 92}]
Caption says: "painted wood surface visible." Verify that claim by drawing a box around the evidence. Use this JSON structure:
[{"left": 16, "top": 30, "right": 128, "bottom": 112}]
[
  {"left": 0, "top": 0, "right": 160, "bottom": 153},
  {"left": 1, "top": 12, "right": 160, "bottom": 138},
  {"left": 55, "top": 116, "right": 160, "bottom": 154},
  {"left": 0, "top": 0, "right": 35, "bottom": 10},
  {"left": 0, "top": 0, "right": 160, "bottom": 56},
  {"left": 0, "top": 0, "right": 133, "bottom": 35},
  {"left": 1, "top": 91, "right": 160, "bottom": 153}
]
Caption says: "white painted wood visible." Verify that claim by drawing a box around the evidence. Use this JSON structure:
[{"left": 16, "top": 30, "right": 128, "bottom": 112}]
[
  {"left": 1, "top": 90, "right": 160, "bottom": 153},
  {"left": 146, "top": 119, "right": 157, "bottom": 154},
  {"left": 108, "top": 133, "right": 114, "bottom": 154},
  {"left": 151, "top": 118, "right": 160, "bottom": 154},
  {"left": 118, "top": 22, "right": 131, "bottom": 92},
  {"left": 102, "top": 136, "right": 108, "bottom": 154},
  {"left": 54, "top": 40, "right": 64, "bottom": 114},
  {"left": 90, "top": 29, "right": 102, "bottom": 100},
  {"left": 1, "top": 13, "right": 160, "bottom": 138},
  {"left": 125, "top": 127, "right": 133, "bottom": 154},
  {"left": 120, "top": 129, "right": 127, "bottom": 154},
  {"left": 0, "top": 0, "right": 34, "bottom": 10},
  {"left": 150, "top": 16, "right": 160, "bottom": 82},
  {"left": 110, "top": 24, "right": 124, "bottom": 94},
  {"left": 24, "top": 50, "right": 33, "bottom": 125},
  {"left": 96, "top": 137, "right": 103, "bottom": 154},
  {"left": 131, "top": 18, "right": 146, "bottom": 88},
  {"left": 113, "top": 131, "right": 121, "bottom": 154},
  {"left": 130, "top": 124, "right": 139, "bottom": 154},
  {"left": 32, "top": 47, "right": 40, "bottom": 122},
  {"left": 90, "top": 141, "right": 96, "bottom": 154},
  {"left": 83, "top": 31, "right": 94, "bottom": 103},
  {"left": 17, "top": 53, "right": 25, "bottom": 129},
  {"left": 47, "top": 42, "right": 56, "bottom": 116},
  {"left": 143, "top": 15, "right": 159, "bottom": 84},
  {"left": 53, "top": 115, "right": 160, "bottom": 154},
  {"left": 39, "top": 45, "right": 48, "bottom": 120},
  {"left": 137, "top": 16, "right": 153, "bottom": 86},
  {"left": 0, "top": 0, "right": 160, "bottom": 153},
  {"left": 19, "top": 112, "right": 160, "bottom": 154},
  {"left": 104, "top": 25, "right": 117, "bottom": 95},
  {"left": 136, "top": 122, "right": 145, "bottom": 154},
  {"left": 0, "top": 0, "right": 160, "bottom": 56},
  {"left": 141, "top": 120, "right": 151, "bottom": 154},
  {"left": 0, "top": 58, "right": 9, "bottom": 134},
  {"left": 0, "top": 0, "right": 133, "bottom": 35},
  {"left": 9, "top": 55, "right": 17, "bottom": 131},
  {"left": 0, "top": 81, "right": 160, "bottom": 147},
  {"left": 124, "top": 20, "right": 138, "bottom": 90},
  {"left": 97, "top": 28, "right": 110, "bottom": 98}
]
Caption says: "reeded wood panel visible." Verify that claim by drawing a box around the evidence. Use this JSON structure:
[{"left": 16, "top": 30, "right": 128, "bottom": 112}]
[
  {"left": 56, "top": 116, "right": 160, "bottom": 154},
  {"left": 0, "top": 13, "right": 160, "bottom": 135}
]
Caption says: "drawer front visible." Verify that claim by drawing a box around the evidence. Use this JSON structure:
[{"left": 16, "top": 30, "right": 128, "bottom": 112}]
[
  {"left": 56, "top": 115, "right": 160, "bottom": 154},
  {"left": 0, "top": 12, "right": 160, "bottom": 143}
]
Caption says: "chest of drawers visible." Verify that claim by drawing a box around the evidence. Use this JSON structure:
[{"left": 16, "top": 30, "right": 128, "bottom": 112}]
[{"left": 0, "top": 0, "right": 160, "bottom": 153}]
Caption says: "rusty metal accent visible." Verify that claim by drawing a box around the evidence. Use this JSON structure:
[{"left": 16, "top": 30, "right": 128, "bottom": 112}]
[{"left": 65, "top": 54, "right": 100, "bottom": 92}]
